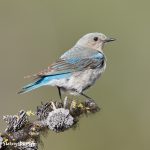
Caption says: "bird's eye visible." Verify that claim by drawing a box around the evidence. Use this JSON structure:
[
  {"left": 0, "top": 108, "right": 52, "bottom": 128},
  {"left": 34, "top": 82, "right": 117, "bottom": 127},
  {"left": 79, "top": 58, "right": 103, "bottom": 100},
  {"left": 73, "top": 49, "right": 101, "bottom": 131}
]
[{"left": 93, "top": 37, "right": 98, "bottom": 41}]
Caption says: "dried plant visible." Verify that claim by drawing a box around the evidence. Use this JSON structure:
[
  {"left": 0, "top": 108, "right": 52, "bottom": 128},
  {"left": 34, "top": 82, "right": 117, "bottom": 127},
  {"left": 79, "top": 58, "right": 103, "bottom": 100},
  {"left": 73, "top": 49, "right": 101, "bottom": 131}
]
[{"left": 0, "top": 97, "right": 100, "bottom": 150}]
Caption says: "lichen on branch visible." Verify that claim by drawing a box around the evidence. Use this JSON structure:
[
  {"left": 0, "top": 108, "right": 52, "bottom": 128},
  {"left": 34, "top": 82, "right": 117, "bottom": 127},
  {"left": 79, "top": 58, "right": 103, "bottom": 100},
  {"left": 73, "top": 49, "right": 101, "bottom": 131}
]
[{"left": 0, "top": 97, "right": 100, "bottom": 150}]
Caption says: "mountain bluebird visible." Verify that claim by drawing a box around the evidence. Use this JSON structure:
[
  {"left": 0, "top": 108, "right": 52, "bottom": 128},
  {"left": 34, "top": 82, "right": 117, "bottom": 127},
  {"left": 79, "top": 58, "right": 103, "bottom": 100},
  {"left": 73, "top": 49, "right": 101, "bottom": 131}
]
[{"left": 18, "top": 32, "right": 115, "bottom": 101}]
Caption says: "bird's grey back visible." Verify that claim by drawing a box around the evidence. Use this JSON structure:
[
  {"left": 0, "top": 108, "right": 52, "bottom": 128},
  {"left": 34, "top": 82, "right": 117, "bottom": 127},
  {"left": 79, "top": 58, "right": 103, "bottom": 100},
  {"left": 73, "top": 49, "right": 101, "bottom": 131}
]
[{"left": 60, "top": 45, "right": 102, "bottom": 60}]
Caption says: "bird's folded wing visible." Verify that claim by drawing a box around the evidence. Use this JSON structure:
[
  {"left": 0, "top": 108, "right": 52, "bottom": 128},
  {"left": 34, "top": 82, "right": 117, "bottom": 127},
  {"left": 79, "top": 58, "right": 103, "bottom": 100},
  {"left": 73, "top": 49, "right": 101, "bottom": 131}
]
[{"left": 25, "top": 52, "right": 104, "bottom": 79}]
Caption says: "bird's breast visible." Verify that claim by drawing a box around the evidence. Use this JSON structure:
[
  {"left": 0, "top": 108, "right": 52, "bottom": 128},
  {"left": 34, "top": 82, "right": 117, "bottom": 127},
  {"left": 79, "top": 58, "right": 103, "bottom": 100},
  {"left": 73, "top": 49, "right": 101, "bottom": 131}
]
[{"left": 65, "top": 63, "right": 106, "bottom": 94}]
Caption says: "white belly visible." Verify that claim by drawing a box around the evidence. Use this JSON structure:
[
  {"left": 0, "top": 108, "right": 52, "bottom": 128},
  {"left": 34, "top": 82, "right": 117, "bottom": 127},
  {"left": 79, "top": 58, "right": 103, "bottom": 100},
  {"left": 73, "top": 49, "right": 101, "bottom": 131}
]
[{"left": 66, "top": 68, "right": 102, "bottom": 94}]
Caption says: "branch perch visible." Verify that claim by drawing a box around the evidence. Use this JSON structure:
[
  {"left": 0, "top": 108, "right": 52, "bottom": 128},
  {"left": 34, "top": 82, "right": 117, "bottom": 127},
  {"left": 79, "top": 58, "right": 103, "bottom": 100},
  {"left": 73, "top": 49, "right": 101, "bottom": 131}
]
[{"left": 0, "top": 97, "right": 100, "bottom": 150}]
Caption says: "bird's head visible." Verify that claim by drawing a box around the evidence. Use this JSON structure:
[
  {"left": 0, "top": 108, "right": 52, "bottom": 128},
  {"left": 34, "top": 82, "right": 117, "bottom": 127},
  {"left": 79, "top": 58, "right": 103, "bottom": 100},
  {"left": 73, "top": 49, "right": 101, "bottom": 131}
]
[{"left": 76, "top": 32, "right": 116, "bottom": 51}]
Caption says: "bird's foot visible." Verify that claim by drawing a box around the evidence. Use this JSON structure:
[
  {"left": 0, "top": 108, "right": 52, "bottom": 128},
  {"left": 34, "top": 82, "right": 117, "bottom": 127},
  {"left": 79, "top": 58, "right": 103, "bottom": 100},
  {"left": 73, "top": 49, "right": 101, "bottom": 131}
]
[
  {"left": 84, "top": 99, "right": 100, "bottom": 112},
  {"left": 85, "top": 98, "right": 96, "bottom": 106}
]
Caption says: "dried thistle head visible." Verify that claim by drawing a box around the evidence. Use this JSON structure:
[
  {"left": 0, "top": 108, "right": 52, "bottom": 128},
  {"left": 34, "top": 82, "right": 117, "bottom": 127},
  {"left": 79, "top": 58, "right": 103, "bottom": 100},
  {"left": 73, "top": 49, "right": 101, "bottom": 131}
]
[
  {"left": 45, "top": 108, "right": 74, "bottom": 132},
  {"left": 3, "top": 110, "right": 29, "bottom": 132},
  {"left": 37, "top": 102, "right": 53, "bottom": 120}
]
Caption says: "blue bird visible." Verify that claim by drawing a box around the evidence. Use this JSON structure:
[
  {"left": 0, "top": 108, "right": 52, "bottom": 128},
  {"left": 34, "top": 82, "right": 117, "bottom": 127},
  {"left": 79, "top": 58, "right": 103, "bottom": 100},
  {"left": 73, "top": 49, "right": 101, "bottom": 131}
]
[{"left": 18, "top": 32, "right": 115, "bottom": 101}]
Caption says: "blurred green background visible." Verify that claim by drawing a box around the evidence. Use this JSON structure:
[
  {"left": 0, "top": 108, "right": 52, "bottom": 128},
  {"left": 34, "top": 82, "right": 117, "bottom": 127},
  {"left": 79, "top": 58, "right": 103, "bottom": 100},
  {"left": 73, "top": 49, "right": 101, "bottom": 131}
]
[{"left": 0, "top": 0, "right": 150, "bottom": 150}]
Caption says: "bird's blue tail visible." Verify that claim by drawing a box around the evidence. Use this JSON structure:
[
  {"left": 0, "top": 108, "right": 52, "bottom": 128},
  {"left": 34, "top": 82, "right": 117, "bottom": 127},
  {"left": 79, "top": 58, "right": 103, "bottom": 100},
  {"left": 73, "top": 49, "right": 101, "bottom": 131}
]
[
  {"left": 18, "top": 78, "right": 44, "bottom": 94},
  {"left": 18, "top": 73, "right": 71, "bottom": 94}
]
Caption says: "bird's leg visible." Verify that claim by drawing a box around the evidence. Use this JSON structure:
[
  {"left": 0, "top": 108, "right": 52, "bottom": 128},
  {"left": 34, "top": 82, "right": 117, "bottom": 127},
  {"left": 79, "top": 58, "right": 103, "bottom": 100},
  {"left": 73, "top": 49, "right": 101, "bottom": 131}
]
[
  {"left": 57, "top": 87, "right": 62, "bottom": 101},
  {"left": 80, "top": 92, "right": 95, "bottom": 103}
]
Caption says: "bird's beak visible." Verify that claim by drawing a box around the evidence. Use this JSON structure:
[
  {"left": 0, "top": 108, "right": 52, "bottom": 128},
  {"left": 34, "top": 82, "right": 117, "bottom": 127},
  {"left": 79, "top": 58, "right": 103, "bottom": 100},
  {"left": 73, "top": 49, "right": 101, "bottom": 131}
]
[{"left": 104, "top": 37, "right": 116, "bottom": 43}]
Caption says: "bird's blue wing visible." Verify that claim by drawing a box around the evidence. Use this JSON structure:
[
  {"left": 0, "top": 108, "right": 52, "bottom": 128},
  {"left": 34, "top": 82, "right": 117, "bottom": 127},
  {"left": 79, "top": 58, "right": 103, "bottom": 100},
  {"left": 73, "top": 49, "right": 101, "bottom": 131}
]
[{"left": 36, "top": 49, "right": 105, "bottom": 77}]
